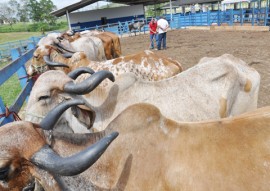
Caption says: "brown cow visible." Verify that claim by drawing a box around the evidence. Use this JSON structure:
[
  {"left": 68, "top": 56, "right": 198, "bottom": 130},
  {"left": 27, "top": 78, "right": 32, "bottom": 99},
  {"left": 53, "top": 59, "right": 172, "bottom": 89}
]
[
  {"left": 0, "top": 99, "right": 118, "bottom": 191},
  {"left": 28, "top": 103, "right": 270, "bottom": 190}
]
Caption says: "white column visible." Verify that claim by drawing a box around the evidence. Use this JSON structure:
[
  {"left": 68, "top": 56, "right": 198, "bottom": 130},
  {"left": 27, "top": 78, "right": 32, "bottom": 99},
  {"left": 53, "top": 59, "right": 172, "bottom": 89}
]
[
  {"left": 66, "top": 10, "right": 71, "bottom": 30},
  {"left": 170, "top": 0, "right": 173, "bottom": 22}
]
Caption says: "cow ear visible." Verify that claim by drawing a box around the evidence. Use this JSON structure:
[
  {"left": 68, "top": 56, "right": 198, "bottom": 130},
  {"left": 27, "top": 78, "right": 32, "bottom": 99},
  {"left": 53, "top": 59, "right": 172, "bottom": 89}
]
[{"left": 45, "top": 45, "right": 51, "bottom": 49}]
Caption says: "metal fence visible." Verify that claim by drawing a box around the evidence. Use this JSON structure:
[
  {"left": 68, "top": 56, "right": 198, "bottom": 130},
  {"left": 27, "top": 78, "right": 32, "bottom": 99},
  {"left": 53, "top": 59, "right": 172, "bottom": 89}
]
[
  {"left": 0, "top": 43, "right": 36, "bottom": 126},
  {"left": 73, "top": 7, "right": 270, "bottom": 34},
  {"left": 0, "top": 36, "right": 42, "bottom": 61},
  {"left": 169, "top": 7, "right": 270, "bottom": 28}
]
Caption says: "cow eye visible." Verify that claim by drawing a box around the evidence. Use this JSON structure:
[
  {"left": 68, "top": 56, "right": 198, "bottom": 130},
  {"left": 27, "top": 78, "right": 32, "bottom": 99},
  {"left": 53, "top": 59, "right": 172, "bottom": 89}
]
[
  {"left": 38, "top": 95, "right": 50, "bottom": 101},
  {"left": 0, "top": 166, "right": 9, "bottom": 180}
]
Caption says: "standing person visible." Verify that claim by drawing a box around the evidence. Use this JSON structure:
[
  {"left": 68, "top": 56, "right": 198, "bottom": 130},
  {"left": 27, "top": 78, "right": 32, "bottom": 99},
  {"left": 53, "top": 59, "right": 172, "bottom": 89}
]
[
  {"left": 149, "top": 17, "right": 158, "bottom": 49},
  {"left": 157, "top": 16, "right": 169, "bottom": 50}
]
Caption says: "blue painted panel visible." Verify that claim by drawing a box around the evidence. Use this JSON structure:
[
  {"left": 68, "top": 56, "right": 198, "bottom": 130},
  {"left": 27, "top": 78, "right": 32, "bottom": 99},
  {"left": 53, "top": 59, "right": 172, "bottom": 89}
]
[
  {"left": 71, "top": 14, "right": 144, "bottom": 29},
  {"left": 10, "top": 80, "right": 34, "bottom": 114},
  {"left": 0, "top": 49, "right": 34, "bottom": 86}
]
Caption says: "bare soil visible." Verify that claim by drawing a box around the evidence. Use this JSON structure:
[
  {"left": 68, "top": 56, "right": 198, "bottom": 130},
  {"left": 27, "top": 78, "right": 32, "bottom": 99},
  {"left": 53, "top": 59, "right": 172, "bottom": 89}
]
[{"left": 120, "top": 29, "right": 270, "bottom": 108}]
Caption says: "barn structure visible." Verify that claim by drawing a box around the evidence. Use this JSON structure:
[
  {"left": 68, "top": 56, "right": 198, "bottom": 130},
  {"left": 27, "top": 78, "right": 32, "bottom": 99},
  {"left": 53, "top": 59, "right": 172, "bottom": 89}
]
[
  {"left": 51, "top": 0, "right": 176, "bottom": 30},
  {"left": 51, "top": 0, "right": 268, "bottom": 31}
]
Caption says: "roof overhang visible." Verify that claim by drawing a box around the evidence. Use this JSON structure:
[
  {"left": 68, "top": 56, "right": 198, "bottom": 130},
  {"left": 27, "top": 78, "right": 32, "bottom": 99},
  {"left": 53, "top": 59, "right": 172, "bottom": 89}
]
[
  {"left": 51, "top": 0, "right": 172, "bottom": 17},
  {"left": 177, "top": 0, "right": 220, "bottom": 5},
  {"left": 51, "top": 0, "right": 224, "bottom": 17}
]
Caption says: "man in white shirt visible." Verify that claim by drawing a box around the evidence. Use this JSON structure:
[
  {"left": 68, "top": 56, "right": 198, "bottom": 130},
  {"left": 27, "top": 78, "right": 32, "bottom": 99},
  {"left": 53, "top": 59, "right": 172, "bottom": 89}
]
[{"left": 157, "top": 16, "right": 169, "bottom": 50}]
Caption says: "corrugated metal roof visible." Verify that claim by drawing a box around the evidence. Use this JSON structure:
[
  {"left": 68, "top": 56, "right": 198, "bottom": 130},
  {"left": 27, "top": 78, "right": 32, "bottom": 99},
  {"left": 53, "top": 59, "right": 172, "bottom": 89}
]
[
  {"left": 177, "top": 0, "right": 220, "bottom": 5},
  {"left": 161, "top": 0, "right": 219, "bottom": 9},
  {"left": 51, "top": 0, "right": 170, "bottom": 17},
  {"left": 51, "top": 0, "right": 221, "bottom": 17}
]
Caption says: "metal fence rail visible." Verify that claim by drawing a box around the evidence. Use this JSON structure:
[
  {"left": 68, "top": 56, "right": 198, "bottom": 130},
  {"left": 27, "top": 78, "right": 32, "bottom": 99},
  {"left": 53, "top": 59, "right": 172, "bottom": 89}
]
[
  {"left": 72, "top": 7, "right": 269, "bottom": 35},
  {"left": 0, "top": 43, "right": 35, "bottom": 126},
  {"left": 166, "top": 7, "right": 270, "bottom": 29},
  {"left": 0, "top": 36, "right": 42, "bottom": 60}
]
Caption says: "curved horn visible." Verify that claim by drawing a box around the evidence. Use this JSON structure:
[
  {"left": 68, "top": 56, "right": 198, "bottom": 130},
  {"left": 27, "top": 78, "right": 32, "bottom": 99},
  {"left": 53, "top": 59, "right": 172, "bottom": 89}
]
[
  {"left": 64, "top": 70, "right": 115, "bottom": 95},
  {"left": 55, "top": 43, "right": 76, "bottom": 53},
  {"left": 43, "top": 55, "right": 69, "bottom": 68},
  {"left": 68, "top": 67, "right": 95, "bottom": 79},
  {"left": 40, "top": 99, "right": 85, "bottom": 130},
  {"left": 62, "top": 52, "right": 74, "bottom": 58},
  {"left": 67, "top": 30, "right": 75, "bottom": 36},
  {"left": 31, "top": 131, "right": 119, "bottom": 176}
]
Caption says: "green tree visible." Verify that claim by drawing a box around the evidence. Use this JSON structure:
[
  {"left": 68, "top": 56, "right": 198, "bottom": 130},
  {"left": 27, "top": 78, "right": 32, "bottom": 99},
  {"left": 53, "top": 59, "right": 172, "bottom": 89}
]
[
  {"left": 0, "top": 0, "right": 19, "bottom": 28},
  {"left": 40, "top": 0, "right": 57, "bottom": 24},
  {"left": 17, "top": 0, "right": 30, "bottom": 22},
  {"left": 28, "top": 0, "right": 42, "bottom": 22},
  {"left": 28, "top": 0, "right": 56, "bottom": 23},
  {"left": 145, "top": 4, "right": 165, "bottom": 17}
]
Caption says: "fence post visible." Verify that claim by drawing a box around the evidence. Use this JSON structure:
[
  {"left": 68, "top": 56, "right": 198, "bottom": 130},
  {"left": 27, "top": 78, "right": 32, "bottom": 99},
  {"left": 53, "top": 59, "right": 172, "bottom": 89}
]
[
  {"left": 230, "top": 9, "right": 233, "bottom": 26},
  {"left": 241, "top": 8, "right": 244, "bottom": 25},
  {"left": 252, "top": 7, "right": 255, "bottom": 26},
  {"left": 207, "top": 11, "right": 210, "bottom": 26},
  {"left": 10, "top": 48, "right": 27, "bottom": 88},
  {"left": 218, "top": 9, "right": 221, "bottom": 26},
  {"left": 178, "top": 13, "right": 181, "bottom": 28},
  {"left": 200, "top": 11, "right": 203, "bottom": 26},
  {"left": 264, "top": 7, "right": 267, "bottom": 25}
]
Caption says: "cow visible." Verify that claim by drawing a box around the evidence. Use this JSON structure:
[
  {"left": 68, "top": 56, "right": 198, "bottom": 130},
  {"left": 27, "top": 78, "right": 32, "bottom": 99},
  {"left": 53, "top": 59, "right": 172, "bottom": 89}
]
[
  {"left": 128, "top": 20, "right": 145, "bottom": 36},
  {"left": 0, "top": 99, "right": 118, "bottom": 191},
  {"left": 61, "top": 30, "right": 122, "bottom": 59},
  {"left": 27, "top": 46, "right": 182, "bottom": 82},
  {"left": 25, "top": 54, "right": 260, "bottom": 133},
  {"left": 36, "top": 32, "right": 101, "bottom": 61},
  {"left": 15, "top": 102, "right": 270, "bottom": 190},
  {"left": 59, "top": 32, "right": 106, "bottom": 61}
]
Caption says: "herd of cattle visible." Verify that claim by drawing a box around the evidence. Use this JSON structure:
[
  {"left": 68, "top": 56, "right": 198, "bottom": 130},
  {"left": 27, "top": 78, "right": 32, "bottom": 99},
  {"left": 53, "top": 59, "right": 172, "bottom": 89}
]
[{"left": 1, "top": 29, "right": 269, "bottom": 190}]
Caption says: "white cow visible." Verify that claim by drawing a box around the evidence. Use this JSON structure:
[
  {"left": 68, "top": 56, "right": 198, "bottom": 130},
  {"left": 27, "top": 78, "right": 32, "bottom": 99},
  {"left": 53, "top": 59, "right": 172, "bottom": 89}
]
[{"left": 25, "top": 54, "right": 260, "bottom": 132}]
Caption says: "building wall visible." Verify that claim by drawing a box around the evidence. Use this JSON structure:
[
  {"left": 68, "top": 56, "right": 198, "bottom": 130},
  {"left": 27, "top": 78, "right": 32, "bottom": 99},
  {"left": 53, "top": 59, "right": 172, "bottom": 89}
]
[{"left": 70, "top": 4, "right": 144, "bottom": 29}]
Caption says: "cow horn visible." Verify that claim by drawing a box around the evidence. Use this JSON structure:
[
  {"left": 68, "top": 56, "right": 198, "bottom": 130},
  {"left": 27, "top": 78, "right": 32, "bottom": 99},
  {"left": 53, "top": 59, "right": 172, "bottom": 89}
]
[
  {"left": 43, "top": 56, "right": 69, "bottom": 68},
  {"left": 40, "top": 99, "right": 85, "bottom": 130},
  {"left": 67, "top": 30, "right": 75, "bottom": 36},
  {"left": 55, "top": 43, "right": 76, "bottom": 53},
  {"left": 68, "top": 67, "right": 95, "bottom": 79},
  {"left": 30, "top": 131, "right": 119, "bottom": 176},
  {"left": 64, "top": 70, "right": 115, "bottom": 95},
  {"left": 62, "top": 52, "right": 74, "bottom": 58}
]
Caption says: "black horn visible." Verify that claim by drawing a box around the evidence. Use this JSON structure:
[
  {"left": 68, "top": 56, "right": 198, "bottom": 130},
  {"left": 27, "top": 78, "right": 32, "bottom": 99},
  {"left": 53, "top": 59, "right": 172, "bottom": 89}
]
[
  {"left": 30, "top": 131, "right": 119, "bottom": 176},
  {"left": 55, "top": 43, "right": 76, "bottom": 53},
  {"left": 68, "top": 67, "right": 95, "bottom": 80},
  {"left": 40, "top": 99, "right": 85, "bottom": 130},
  {"left": 43, "top": 55, "right": 69, "bottom": 68},
  {"left": 64, "top": 70, "right": 115, "bottom": 95},
  {"left": 62, "top": 52, "right": 74, "bottom": 58}
]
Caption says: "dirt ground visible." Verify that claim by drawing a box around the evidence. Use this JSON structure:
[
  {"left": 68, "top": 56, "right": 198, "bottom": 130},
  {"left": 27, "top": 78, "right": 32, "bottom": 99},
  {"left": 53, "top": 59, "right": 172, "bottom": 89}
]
[{"left": 120, "top": 29, "right": 270, "bottom": 108}]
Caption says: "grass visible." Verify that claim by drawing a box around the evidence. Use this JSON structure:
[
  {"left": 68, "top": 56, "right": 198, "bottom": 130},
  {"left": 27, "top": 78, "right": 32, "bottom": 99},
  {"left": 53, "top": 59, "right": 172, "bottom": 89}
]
[
  {"left": 0, "top": 21, "right": 68, "bottom": 110},
  {"left": 0, "top": 74, "right": 21, "bottom": 106},
  {"left": 0, "top": 32, "right": 42, "bottom": 44},
  {"left": 0, "top": 21, "right": 68, "bottom": 33},
  {"left": 0, "top": 31, "right": 42, "bottom": 108}
]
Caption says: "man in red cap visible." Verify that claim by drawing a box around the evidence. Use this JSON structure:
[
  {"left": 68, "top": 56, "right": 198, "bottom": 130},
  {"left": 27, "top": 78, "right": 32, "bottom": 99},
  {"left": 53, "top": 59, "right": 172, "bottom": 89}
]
[{"left": 149, "top": 17, "right": 158, "bottom": 49}]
